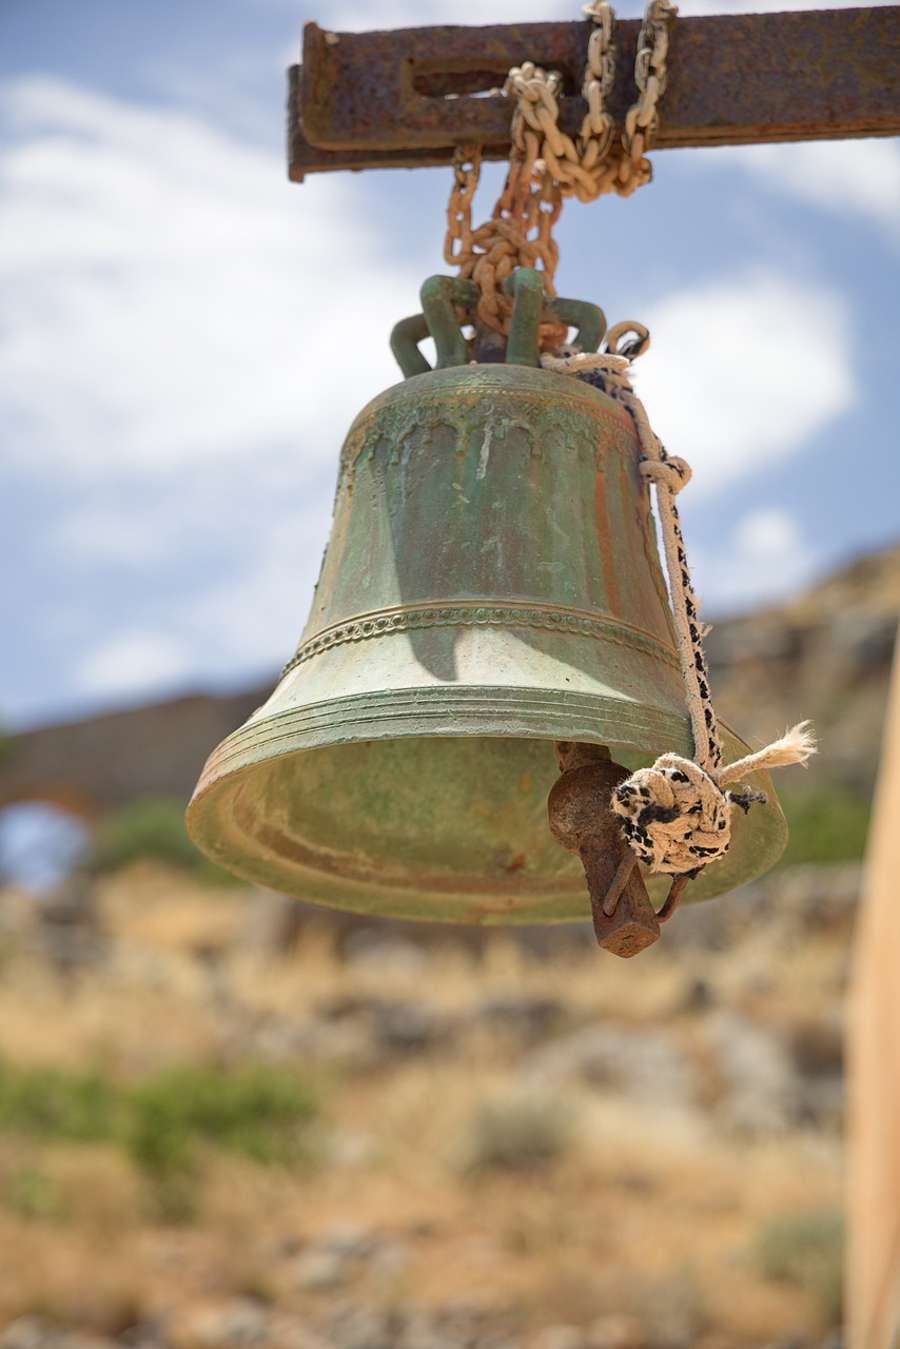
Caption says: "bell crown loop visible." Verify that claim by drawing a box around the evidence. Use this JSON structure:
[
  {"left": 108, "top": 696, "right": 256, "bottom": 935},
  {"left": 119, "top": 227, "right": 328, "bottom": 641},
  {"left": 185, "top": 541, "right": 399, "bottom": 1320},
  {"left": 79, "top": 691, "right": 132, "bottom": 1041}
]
[{"left": 390, "top": 266, "right": 606, "bottom": 378}]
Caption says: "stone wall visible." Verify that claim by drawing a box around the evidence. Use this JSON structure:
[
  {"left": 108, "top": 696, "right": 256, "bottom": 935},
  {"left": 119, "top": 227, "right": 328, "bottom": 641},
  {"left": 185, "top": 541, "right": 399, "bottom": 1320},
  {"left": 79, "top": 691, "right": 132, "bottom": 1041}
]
[{"left": 0, "top": 685, "right": 270, "bottom": 818}]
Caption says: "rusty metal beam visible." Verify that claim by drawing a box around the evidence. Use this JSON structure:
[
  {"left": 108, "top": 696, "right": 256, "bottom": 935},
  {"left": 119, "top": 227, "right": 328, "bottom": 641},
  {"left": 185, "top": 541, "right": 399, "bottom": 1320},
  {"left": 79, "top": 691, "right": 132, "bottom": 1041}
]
[{"left": 288, "top": 5, "right": 900, "bottom": 179}]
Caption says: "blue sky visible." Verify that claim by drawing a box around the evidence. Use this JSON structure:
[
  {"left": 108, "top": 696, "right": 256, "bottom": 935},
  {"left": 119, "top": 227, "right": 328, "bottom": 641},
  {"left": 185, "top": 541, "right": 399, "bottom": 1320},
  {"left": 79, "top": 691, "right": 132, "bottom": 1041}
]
[{"left": 2, "top": 0, "right": 899, "bottom": 730}]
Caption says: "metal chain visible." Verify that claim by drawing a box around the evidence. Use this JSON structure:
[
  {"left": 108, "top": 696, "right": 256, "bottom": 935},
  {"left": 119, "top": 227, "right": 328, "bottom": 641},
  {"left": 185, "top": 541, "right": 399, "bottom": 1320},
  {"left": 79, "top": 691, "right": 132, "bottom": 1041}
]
[
  {"left": 445, "top": 0, "right": 676, "bottom": 341},
  {"left": 444, "top": 142, "right": 482, "bottom": 269}
]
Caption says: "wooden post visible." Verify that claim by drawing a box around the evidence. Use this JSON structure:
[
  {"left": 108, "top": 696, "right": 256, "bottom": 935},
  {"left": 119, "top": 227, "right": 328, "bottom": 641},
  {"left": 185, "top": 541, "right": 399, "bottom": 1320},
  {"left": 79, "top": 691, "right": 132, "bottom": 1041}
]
[{"left": 848, "top": 623, "right": 900, "bottom": 1349}]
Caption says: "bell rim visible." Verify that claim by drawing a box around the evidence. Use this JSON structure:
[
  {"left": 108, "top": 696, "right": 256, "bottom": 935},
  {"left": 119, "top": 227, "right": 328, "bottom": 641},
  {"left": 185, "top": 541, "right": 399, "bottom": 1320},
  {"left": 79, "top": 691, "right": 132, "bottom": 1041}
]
[
  {"left": 186, "top": 684, "right": 787, "bottom": 921},
  {"left": 191, "top": 684, "right": 695, "bottom": 793}
]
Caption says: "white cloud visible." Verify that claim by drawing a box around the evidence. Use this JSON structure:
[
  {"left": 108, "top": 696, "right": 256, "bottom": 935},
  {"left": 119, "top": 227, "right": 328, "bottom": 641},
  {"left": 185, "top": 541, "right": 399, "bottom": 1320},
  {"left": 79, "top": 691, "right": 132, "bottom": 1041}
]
[
  {"left": 76, "top": 630, "right": 194, "bottom": 698},
  {"left": 633, "top": 269, "right": 855, "bottom": 497},
  {"left": 688, "top": 140, "right": 900, "bottom": 237},
  {"left": 697, "top": 507, "right": 820, "bottom": 612},
  {"left": 55, "top": 506, "right": 172, "bottom": 565},
  {"left": 0, "top": 78, "right": 419, "bottom": 482},
  {"left": 188, "top": 508, "right": 333, "bottom": 672},
  {"left": 320, "top": 0, "right": 569, "bottom": 28},
  {"left": 734, "top": 508, "right": 803, "bottom": 558}
]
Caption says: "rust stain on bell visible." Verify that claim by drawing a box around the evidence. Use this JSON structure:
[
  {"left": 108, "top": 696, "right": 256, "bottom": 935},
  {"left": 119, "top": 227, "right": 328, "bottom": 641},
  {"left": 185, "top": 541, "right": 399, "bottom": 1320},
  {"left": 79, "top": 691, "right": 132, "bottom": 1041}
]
[{"left": 186, "top": 270, "right": 787, "bottom": 924}]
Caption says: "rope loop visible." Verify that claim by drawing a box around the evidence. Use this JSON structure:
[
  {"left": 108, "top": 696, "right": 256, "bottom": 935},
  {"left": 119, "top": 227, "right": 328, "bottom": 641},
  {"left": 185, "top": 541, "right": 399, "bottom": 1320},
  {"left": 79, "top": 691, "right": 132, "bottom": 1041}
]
[
  {"left": 605, "top": 319, "right": 650, "bottom": 359},
  {"left": 640, "top": 455, "right": 692, "bottom": 494}
]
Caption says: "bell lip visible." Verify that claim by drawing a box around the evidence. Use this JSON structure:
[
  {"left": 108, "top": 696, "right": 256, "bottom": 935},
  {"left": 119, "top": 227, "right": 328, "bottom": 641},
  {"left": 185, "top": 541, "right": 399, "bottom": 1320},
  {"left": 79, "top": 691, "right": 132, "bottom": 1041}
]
[{"left": 185, "top": 685, "right": 788, "bottom": 923}]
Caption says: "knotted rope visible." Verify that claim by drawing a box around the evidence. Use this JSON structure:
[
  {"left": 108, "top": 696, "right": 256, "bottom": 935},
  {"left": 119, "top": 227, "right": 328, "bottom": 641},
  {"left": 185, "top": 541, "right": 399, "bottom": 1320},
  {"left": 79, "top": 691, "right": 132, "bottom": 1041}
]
[{"left": 542, "top": 344, "right": 817, "bottom": 877}]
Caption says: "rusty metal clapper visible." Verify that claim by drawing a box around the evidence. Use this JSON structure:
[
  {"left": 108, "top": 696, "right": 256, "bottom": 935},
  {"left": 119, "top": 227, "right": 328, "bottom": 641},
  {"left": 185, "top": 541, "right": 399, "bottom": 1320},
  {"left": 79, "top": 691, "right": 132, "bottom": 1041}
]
[{"left": 186, "top": 269, "right": 788, "bottom": 950}]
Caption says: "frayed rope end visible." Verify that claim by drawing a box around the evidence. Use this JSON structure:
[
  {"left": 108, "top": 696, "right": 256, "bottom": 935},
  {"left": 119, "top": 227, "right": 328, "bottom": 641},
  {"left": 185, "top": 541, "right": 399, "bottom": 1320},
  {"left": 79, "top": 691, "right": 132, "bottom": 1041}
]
[
  {"left": 718, "top": 720, "right": 817, "bottom": 787},
  {"left": 774, "top": 720, "right": 817, "bottom": 765}
]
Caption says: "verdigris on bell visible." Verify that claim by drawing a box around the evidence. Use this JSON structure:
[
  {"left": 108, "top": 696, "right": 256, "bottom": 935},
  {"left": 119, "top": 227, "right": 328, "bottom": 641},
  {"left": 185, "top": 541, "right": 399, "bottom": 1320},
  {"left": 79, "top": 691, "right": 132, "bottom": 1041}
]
[
  {"left": 186, "top": 267, "right": 811, "bottom": 953},
  {"left": 187, "top": 0, "right": 815, "bottom": 956}
]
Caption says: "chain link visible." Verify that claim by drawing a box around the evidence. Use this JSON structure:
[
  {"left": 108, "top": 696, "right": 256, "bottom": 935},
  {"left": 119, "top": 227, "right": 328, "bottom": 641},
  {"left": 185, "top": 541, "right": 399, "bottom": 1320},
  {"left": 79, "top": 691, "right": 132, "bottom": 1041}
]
[{"left": 445, "top": 0, "right": 676, "bottom": 342}]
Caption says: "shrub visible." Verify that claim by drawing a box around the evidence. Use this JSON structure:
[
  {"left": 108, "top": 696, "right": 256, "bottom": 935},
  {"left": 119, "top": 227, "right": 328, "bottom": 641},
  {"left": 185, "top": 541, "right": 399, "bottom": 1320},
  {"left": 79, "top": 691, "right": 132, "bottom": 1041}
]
[
  {"left": 756, "top": 1208, "right": 844, "bottom": 1324},
  {"left": 5, "top": 1166, "right": 66, "bottom": 1222},
  {"left": 0, "top": 1061, "right": 116, "bottom": 1143},
  {"left": 460, "top": 1089, "right": 573, "bottom": 1174},
  {"left": 779, "top": 786, "right": 870, "bottom": 866},
  {"left": 86, "top": 798, "right": 235, "bottom": 883},
  {"left": 0, "top": 1058, "right": 320, "bottom": 1224},
  {"left": 124, "top": 1062, "right": 319, "bottom": 1170}
]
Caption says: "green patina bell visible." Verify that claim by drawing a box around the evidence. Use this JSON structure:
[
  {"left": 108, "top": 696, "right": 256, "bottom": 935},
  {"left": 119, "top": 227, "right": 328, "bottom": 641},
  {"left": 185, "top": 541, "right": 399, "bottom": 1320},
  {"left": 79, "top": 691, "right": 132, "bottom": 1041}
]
[{"left": 187, "top": 270, "right": 786, "bottom": 923}]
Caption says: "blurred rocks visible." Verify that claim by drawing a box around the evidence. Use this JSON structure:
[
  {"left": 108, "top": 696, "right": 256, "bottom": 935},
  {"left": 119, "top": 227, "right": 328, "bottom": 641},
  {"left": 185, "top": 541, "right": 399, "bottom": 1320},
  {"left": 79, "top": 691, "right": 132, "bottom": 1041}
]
[
  {"left": 469, "top": 993, "right": 567, "bottom": 1043},
  {"left": 36, "top": 871, "right": 105, "bottom": 980},
  {"left": 532, "top": 1329, "right": 584, "bottom": 1349},
  {"left": 705, "top": 545, "right": 898, "bottom": 798},
  {"left": 168, "top": 1299, "right": 334, "bottom": 1347},
  {"left": 664, "top": 864, "right": 861, "bottom": 953},
  {"left": 788, "top": 1012, "right": 846, "bottom": 1129},
  {"left": 707, "top": 1011, "right": 800, "bottom": 1135},
  {"left": 584, "top": 1317, "right": 645, "bottom": 1349},
  {"left": 0, "top": 1321, "right": 111, "bottom": 1349},
  {"left": 321, "top": 1298, "right": 519, "bottom": 1349},
  {"left": 175, "top": 1297, "right": 270, "bottom": 1346},
  {"left": 523, "top": 1025, "right": 698, "bottom": 1113},
  {"left": 239, "top": 889, "right": 306, "bottom": 958},
  {"left": 294, "top": 1225, "right": 408, "bottom": 1292},
  {"left": 342, "top": 930, "right": 429, "bottom": 976},
  {"left": 317, "top": 993, "right": 455, "bottom": 1057}
]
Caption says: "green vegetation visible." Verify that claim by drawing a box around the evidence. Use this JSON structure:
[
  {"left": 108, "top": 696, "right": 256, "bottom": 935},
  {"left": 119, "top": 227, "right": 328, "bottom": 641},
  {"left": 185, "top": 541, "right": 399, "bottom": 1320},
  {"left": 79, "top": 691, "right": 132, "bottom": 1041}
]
[
  {"left": 0, "top": 1058, "right": 320, "bottom": 1223},
  {"left": 86, "top": 798, "right": 237, "bottom": 884},
  {"left": 779, "top": 786, "right": 871, "bottom": 866},
  {"left": 4, "top": 1166, "right": 66, "bottom": 1222},
  {"left": 126, "top": 1063, "right": 318, "bottom": 1169},
  {"left": 756, "top": 1208, "right": 844, "bottom": 1324},
  {"left": 0, "top": 1063, "right": 116, "bottom": 1143}
]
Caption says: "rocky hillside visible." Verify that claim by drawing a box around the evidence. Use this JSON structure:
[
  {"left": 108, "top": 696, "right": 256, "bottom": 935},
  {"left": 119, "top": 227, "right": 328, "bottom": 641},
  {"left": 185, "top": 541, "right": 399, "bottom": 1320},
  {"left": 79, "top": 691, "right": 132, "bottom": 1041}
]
[
  {"left": 0, "top": 859, "right": 856, "bottom": 1349},
  {"left": 708, "top": 545, "right": 899, "bottom": 795}
]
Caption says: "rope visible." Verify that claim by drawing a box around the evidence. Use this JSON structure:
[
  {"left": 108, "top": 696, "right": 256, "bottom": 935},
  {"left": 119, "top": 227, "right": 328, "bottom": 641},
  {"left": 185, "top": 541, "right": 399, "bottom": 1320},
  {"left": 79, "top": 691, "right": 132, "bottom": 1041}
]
[
  {"left": 542, "top": 346, "right": 817, "bottom": 876},
  {"left": 445, "top": 1, "right": 676, "bottom": 345}
]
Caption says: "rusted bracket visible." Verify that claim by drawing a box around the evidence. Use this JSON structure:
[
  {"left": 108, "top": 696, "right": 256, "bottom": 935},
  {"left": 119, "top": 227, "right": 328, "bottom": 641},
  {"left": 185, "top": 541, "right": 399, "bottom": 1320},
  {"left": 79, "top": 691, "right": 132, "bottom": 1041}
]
[{"left": 289, "top": 6, "right": 900, "bottom": 179}]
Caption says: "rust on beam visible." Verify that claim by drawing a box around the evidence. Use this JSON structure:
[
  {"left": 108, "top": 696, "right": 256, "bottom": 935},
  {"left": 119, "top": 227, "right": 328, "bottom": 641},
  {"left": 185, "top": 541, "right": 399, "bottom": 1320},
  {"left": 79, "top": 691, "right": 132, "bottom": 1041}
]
[{"left": 288, "top": 5, "right": 900, "bottom": 178}]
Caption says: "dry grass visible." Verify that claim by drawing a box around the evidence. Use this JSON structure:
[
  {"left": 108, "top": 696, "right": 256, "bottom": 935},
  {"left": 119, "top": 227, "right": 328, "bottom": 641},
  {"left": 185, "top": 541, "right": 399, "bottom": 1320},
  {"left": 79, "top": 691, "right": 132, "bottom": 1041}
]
[{"left": 0, "top": 864, "right": 848, "bottom": 1346}]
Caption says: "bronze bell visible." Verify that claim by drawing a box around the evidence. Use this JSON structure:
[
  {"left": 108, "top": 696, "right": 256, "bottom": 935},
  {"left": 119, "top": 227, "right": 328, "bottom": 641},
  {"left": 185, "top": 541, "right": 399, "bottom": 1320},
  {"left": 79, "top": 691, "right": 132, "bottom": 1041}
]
[{"left": 186, "top": 270, "right": 786, "bottom": 926}]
